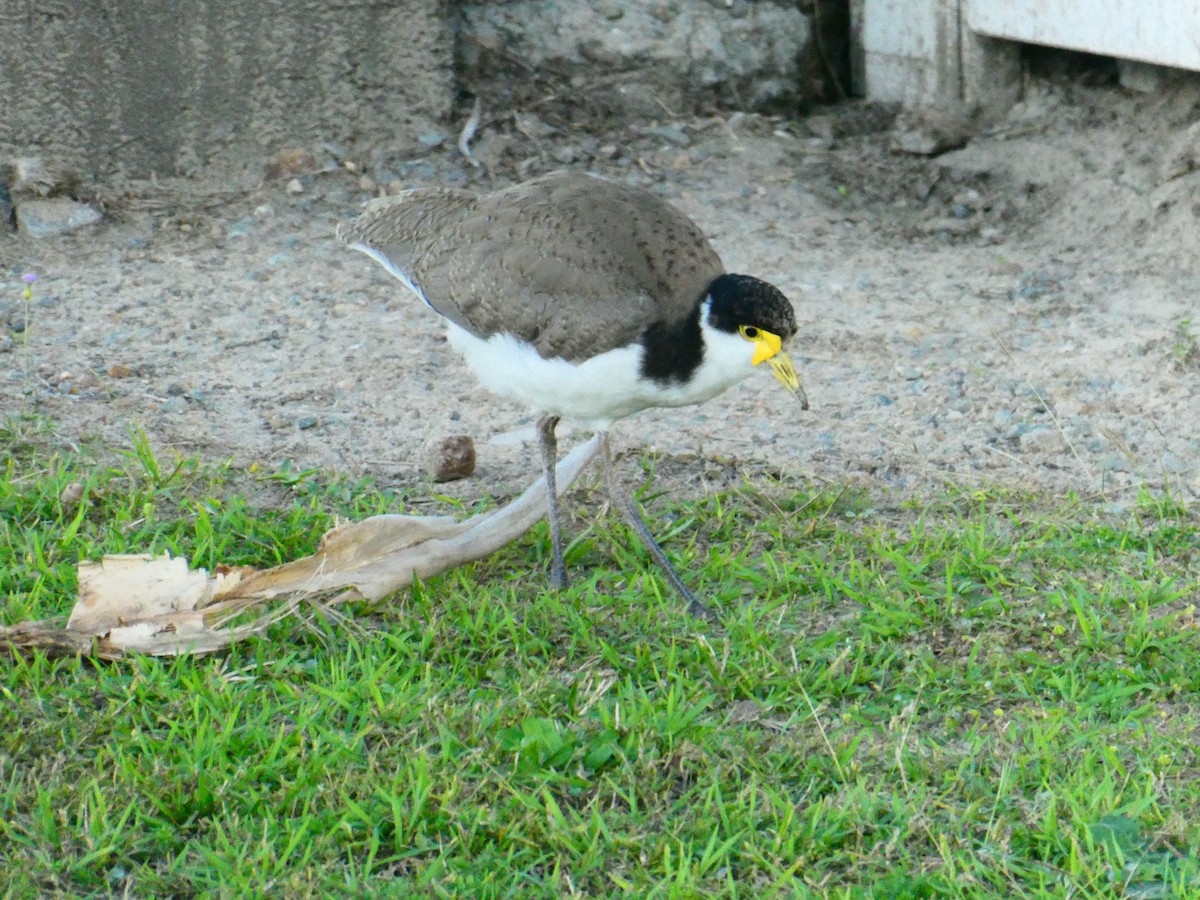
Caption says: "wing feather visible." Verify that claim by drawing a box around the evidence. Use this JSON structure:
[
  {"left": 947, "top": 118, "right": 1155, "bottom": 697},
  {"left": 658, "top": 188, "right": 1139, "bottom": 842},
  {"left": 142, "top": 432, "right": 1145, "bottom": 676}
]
[{"left": 337, "top": 174, "right": 724, "bottom": 361}]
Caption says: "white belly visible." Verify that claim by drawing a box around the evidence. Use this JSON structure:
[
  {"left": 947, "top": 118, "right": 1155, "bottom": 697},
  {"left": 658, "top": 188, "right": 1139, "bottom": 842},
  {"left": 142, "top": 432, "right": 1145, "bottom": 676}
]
[{"left": 446, "top": 322, "right": 753, "bottom": 430}]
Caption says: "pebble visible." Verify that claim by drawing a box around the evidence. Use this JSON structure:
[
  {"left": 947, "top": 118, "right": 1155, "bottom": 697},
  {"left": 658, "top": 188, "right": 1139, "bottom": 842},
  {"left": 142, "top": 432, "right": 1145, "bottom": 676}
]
[
  {"left": 1160, "top": 451, "right": 1189, "bottom": 474},
  {"left": 597, "top": 0, "right": 624, "bottom": 19},
  {"left": 1005, "top": 422, "right": 1031, "bottom": 440},
  {"left": 1018, "top": 426, "right": 1062, "bottom": 453},
  {"left": 15, "top": 199, "right": 102, "bottom": 238},
  {"left": 296, "top": 415, "right": 319, "bottom": 430},
  {"left": 641, "top": 125, "right": 691, "bottom": 147},
  {"left": 1103, "top": 453, "right": 1130, "bottom": 473},
  {"left": 423, "top": 434, "right": 476, "bottom": 482},
  {"left": 59, "top": 482, "right": 85, "bottom": 506},
  {"left": 264, "top": 148, "right": 319, "bottom": 180},
  {"left": 551, "top": 145, "right": 584, "bottom": 164},
  {"left": 227, "top": 218, "right": 255, "bottom": 238}
]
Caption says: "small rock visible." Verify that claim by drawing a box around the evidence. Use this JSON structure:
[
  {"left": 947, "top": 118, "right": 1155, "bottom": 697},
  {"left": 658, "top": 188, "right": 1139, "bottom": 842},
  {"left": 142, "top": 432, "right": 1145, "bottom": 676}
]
[
  {"left": 513, "top": 112, "right": 557, "bottom": 140},
  {"left": 1102, "top": 452, "right": 1130, "bottom": 473},
  {"left": 286, "top": 178, "right": 304, "bottom": 195},
  {"left": 60, "top": 482, "right": 85, "bottom": 506},
  {"left": 597, "top": 0, "right": 624, "bottom": 19},
  {"left": 423, "top": 434, "right": 476, "bottom": 482},
  {"left": 551, "top": 145, "right": 583, "bottom": 164},
  {"left": 15, "top": 199, "right": 102, "bottom": 238},
  {"left": 265, "top": 148, "right": 319, "bottom": 180},
  {"left": 1118, "top": 60, "right": 1167, "bottom": 94},
  {"left": 1018, "top": 426, "right": 1062, "bottom": 453},
  {"left": 160, "top": 396, "right": 187, "bottom": 415},
  {"left": 417, "top": 132, "right": 445, "bottom": 148},
  {"left": 891, "top": 105, "right": 978, "bottom": 156},
  {"left": 227, "top": 218, "right": 254, "bottom": 238},
  {"left": 640, "top": 124, "right": 691, "bottom": 147},
  {"left": 1160, "top": 451, "right": 1189, "bottom": 474},
  {"left": 296, "top": 415, "right": 319, "bottom": 430},
  {"left": 107, "top": 364, "right": 135, "bottom": 378}
]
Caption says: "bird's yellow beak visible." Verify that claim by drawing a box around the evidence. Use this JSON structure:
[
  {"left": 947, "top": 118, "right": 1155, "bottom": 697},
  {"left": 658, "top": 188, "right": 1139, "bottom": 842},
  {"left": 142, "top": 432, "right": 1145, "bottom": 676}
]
[{"left": 753, "top": 330, "right": 809, "bottom": 410}]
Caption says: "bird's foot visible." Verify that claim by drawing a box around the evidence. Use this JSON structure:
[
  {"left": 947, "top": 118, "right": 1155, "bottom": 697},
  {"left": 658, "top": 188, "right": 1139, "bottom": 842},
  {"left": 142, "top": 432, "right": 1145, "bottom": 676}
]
[{"left": 684, "top": 593, "right": 717, "bottom": 623}]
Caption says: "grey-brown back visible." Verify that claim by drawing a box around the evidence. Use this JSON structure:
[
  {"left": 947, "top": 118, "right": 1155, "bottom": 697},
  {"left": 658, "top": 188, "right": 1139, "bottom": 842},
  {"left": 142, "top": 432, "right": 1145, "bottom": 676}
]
[{"left": 336, "top": 173, "right": 725, "bottom": 361}]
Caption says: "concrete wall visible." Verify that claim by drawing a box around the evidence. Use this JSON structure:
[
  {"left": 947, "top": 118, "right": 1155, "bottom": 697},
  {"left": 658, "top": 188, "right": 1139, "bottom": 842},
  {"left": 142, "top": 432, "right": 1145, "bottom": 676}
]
[
  {"left": 0, "top": 0, "right": 818, "bottom": 182},
  {"left": 459, "top": 0, "right": 816, "bottom": 122},
  {"left": 0, "top": 0, "right": 455, "bottom": 179}
]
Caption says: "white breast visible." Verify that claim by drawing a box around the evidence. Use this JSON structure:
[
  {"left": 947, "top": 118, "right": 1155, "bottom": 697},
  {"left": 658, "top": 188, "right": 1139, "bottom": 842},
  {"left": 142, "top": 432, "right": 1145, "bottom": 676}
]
[{"left": 447, "top": 315, "right": 755, "bottom": 430}]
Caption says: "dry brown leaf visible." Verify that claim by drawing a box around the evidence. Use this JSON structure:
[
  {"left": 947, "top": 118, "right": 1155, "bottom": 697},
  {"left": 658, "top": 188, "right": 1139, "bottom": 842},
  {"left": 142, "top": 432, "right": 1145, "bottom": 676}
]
[{"left": 1, "top": 436, "right": 600, "bottom": 660}]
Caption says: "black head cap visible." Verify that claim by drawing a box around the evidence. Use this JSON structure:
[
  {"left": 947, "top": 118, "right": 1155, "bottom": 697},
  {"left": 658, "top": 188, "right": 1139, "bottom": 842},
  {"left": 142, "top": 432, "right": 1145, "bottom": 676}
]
[{"left": 705, "top": 274, "right": 797, "bottom": 340}]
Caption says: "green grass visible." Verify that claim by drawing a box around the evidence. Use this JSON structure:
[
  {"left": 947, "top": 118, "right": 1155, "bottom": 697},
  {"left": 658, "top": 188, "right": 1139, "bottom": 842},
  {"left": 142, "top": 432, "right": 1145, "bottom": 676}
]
[{"left": 3, "top": 416, "right": 1200, "bottom": 898}]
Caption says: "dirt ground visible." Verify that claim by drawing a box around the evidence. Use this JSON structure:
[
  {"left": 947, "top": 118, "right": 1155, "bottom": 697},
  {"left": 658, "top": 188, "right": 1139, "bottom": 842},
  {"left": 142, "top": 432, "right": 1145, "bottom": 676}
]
[{"left": 5, "top": 70, "right": 1200, "bottom": 512}]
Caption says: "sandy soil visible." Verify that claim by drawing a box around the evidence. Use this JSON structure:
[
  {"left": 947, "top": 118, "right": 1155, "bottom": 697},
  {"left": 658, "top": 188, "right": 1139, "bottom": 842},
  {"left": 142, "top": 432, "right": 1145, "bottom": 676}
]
[{"left": 4, "top": 73, "right": 1200, "bottom": 511}]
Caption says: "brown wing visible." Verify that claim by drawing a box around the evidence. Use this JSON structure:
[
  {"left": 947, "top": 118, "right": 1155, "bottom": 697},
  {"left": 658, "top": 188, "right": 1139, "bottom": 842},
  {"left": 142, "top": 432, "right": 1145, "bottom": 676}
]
[{"left": 337, "top": 173, "right": 725, "bottom": 361}]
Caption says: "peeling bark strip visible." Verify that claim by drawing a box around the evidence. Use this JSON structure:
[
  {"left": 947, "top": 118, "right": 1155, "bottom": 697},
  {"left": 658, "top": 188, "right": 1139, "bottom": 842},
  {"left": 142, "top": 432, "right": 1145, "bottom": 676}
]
[{"left": 1, "top": 438, "right": 600, "bottom": 661}]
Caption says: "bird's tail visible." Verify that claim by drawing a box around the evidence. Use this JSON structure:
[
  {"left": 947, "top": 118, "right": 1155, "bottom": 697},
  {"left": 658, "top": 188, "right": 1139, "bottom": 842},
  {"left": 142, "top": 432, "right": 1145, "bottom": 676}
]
[
  {"left": 336, "top": 188, "right": 477, "bottom": 307},
  {"left": 335, "top": 188, "right": 477, "bottom": 270}
]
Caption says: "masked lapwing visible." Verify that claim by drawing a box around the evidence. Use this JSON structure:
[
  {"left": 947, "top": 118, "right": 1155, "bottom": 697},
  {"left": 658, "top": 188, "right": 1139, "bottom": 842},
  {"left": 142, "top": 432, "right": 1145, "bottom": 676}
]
[{"left": 337, "top": 172, "right": 807, "bottom": 618}]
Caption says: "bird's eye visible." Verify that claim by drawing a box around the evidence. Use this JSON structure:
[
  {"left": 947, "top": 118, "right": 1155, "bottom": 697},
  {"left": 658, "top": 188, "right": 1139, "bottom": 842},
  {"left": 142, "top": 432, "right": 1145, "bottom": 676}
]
[{"left": 739, "top": 325, "right": 759, "bottom": 340}]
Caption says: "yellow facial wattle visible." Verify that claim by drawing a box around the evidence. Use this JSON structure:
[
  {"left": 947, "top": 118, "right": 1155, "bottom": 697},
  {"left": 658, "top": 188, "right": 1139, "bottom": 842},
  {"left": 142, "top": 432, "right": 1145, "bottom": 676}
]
[
  {"left": 743, "top": 327, "right": 809, "bottom": 410},
  {"left": 751, "top": 329, "right": 782, "bottom": 366}
]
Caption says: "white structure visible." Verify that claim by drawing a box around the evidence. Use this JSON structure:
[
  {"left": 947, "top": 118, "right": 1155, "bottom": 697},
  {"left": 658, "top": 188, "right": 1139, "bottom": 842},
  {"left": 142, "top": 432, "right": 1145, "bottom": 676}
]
[{"left": 855, "top": 0, "right": 1200, "bottom": 108}]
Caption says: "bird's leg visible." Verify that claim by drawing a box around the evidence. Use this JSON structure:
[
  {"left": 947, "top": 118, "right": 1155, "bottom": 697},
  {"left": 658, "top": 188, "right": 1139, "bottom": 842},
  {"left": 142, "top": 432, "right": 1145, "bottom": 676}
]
[
  {"left": 537, "top": 415, "right": 569, "bottom": 589},
  {"left": 599, "top": 433, "right": 713, "bottom": 620}
]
